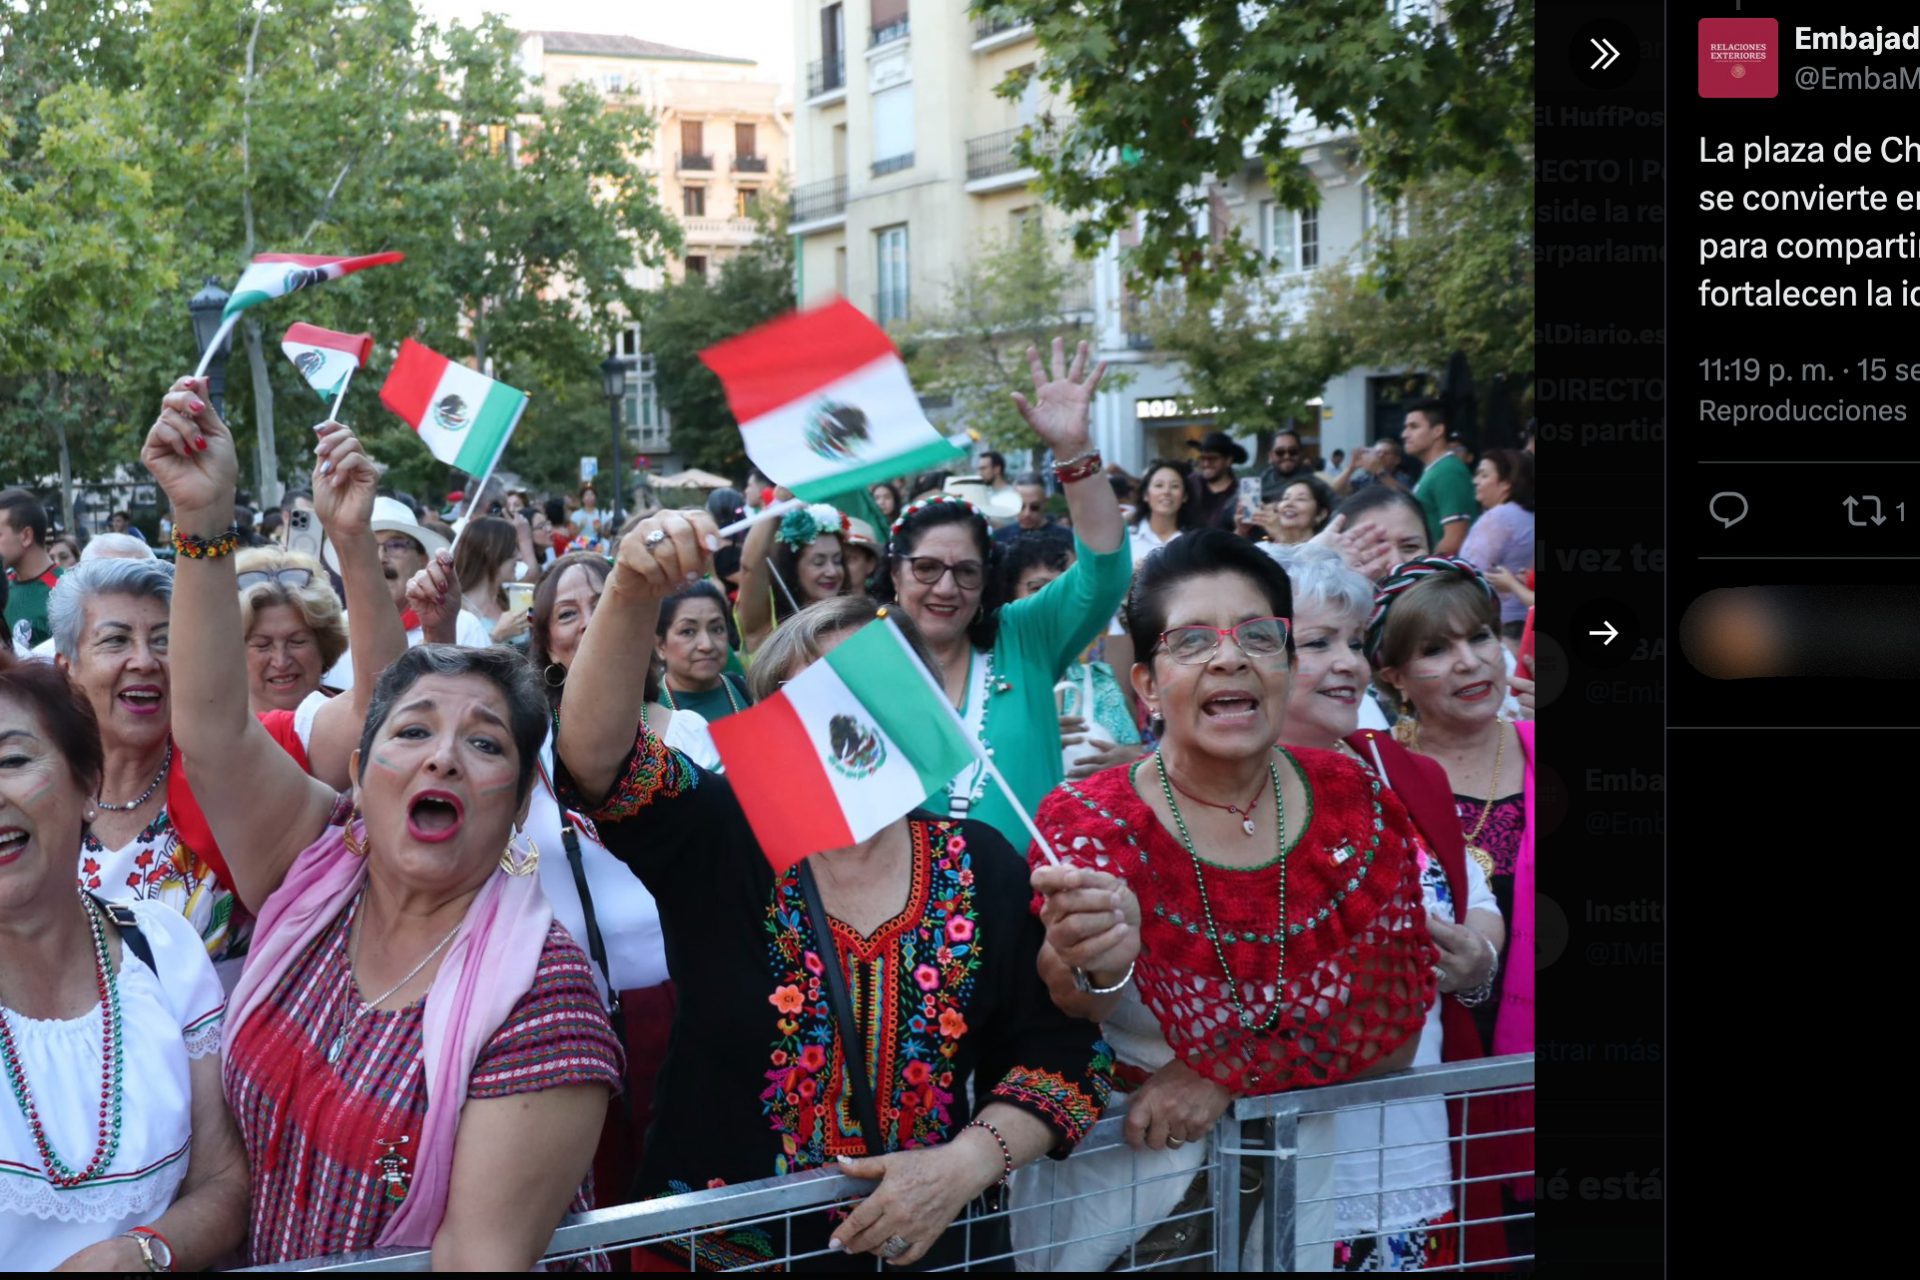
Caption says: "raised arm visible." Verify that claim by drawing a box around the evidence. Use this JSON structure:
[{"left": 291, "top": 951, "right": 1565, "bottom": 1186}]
[
  {"left": 555, "top": 508, "right": 720, "bottom": 804},
  {"left": 143, "top": 377, "right": 340, "bottom": 911},
  {"left": 734, "top": 487, "right": 788, "bottom": 653},
  {"left": 1012, "top": 338, "right": 1122, "bottom": 555},
  {"left": 303, "top": 420, "right": 409, "bottom": 788}
]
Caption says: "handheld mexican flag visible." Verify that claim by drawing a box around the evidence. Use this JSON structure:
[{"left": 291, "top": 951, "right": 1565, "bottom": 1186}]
[
  {"left": 280, "top": 323, "right": 373, "bottom": 400},
  {"left": 223, "top": 252, "right": 405, "bottom": 320},
  {"left": 698, "top": 299, "right": 964, "bottom": 501},
  {"left": 379, "top": 338, "right": 528, "bottom": 477},
  {"left": 708, "top": 615, "right": 977, "bottom": 873}
]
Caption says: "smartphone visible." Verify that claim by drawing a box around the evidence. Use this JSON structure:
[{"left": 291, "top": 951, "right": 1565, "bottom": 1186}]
[
  {"left": 286, "top": 508, "right": 321, "bottom": 560},
  {"left": 1236, "top": 477, "right": 1264, "bottom": 525}
]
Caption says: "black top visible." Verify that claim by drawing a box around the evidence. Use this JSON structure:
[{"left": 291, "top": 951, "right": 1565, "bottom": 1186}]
[
  {"left": 1258, "top": 462, "right": 1319, "bottom": 504},
  {"left": 1187, "top": 473, "right": 1240, "bottom": 531},
  {"left": 569, "top": 740, "right": 1112, "bottom": 1270}
]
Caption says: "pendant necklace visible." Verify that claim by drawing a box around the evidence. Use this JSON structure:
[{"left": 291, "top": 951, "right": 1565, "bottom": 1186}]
[
  {"left": 1461, "top": 721, "right": 1508, "bottom": 881},
  {"left": 326, "top": 895, "right": 463, "bottom": 1066},
  {"left": 1161, "top": 762, "right": 1265, "bottom": 836}
]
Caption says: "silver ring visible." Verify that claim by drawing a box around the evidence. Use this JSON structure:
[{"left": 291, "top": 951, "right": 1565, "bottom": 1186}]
[
  {"left": 643, "top": 530, "right": 668, "bottom": 548},
  {"left": 1167, "top": 1136, "right": 1185, "bottom": 1148},
  {"left": 881, "top": 1235, "right": 912, "bottom": 1259}
]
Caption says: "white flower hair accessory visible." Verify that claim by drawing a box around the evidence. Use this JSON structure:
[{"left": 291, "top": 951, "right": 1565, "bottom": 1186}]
[{"left": 777, "top": 502, "right": 852, "bottom": 551}]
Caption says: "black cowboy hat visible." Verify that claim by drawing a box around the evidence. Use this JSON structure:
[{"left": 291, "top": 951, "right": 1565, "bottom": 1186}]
[{"left": 1187, "top": 430, "right": 1249, "bottom": 465}]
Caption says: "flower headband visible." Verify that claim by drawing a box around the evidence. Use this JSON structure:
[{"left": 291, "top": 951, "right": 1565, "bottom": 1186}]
[
  {"left": 777, "top": 502, "right": 852, "bottom": 552},
  {"left": 888, "top": 493, "right": 981, "bottom": 540},
  {"left": 1363, "top": 556, "right": 1498, "bottom": 666}
]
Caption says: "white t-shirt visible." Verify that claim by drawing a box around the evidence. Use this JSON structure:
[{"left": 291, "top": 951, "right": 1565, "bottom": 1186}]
[
  {"left": 0, "top": 900, "right": 224, "bottom": 1268},
  {"left": 321, "top": 607, "right": 494, "bottom": 689}
]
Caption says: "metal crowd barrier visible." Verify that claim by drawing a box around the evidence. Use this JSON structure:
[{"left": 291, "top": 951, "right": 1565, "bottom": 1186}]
[{"left": 236, "top": 1055, "right": 1533, "bottom": 1272}]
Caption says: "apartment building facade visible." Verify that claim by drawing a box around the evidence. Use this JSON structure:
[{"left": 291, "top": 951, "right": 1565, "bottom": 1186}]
[
  {"left": 518, "top": 31, "right": 795, "bottom": 468},
  {"left": 787, "top": 3, "right": 1416, "bottom": 475}
]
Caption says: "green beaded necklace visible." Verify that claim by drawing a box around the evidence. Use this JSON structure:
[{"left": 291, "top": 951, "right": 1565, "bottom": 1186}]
[{"left": 1155, "top": 751, "right": 1289, "bottom": 1032}]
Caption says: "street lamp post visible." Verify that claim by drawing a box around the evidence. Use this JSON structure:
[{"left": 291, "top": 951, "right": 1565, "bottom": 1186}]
[
  {"left": 601, "top": 353, "right": 628, "bottom": 531},
  {"left": 187, "top": 279, "right": 234, "bottom": 418}
]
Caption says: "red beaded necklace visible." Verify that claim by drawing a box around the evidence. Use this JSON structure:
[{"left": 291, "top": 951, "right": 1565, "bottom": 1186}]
[{"left": 0, "top": 894, "right": 125, "bottom": 1188}]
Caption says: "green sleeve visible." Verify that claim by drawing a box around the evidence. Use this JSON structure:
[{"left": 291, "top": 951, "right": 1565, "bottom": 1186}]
[
  {"left": 1435, "top": 458, "right": 1478, "bottom": 525},
  {"left": 999, "top": 534, "right": 1134, "bottom": 679}
]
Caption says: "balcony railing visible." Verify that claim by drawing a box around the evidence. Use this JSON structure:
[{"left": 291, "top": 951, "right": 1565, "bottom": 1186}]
[
  {"left": 870, "top": 17, "right": 910, "bottom": 48},
  {"left": 965, "top": 127, "right": 1050, "bottom": 181},
  {"left": 677, "top": 151, "right": 713, "bottom": 171},
  {"left": 973, "top": 7, "right": 1030, "bottom": 41},
  {"left": 807, "top": 54, "right": 845, "bottom": 97},
  {"left": 790, "top": 175, "right": 848, "bottom": 225},
  {"left": 871, "top": 152, "right": 914, "bottom": 177},
  {"left": 733, "top": 155, "right": 768, "bottom": 174}
]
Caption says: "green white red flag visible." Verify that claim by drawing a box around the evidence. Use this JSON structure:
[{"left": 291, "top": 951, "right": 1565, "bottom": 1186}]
[
  {"left": 379, "top": 338, "right": 527, "bottom": 477},
  {"left": 707, "top": 615, "right": 977, "bottom": 872},
  {"left": 697, "top": 299, "right": 964, "bottom": 501},
  {"left": 223, "top": 252, "right": 404, "bottom": 319},
  {"left": 280, "top": 323, "right": 373, "bottom": 400}
]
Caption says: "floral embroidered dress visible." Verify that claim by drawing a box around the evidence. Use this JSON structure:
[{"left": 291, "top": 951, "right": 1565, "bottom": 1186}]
[
  {"left": 564, "top": 733, "right": 1113, "bottom": 1271},
  {"left": 223, "top": 912, "right": 622, "bottom": 1266},
  {"left": 1455, "top": 791, "right": 1525, "bottom": 1049},
  {"left": 78, "top": 807, "right": 247, "bottom": 972},
  {"left": 1032, "top": 748, "right": 1436, "bottom": 1095}
]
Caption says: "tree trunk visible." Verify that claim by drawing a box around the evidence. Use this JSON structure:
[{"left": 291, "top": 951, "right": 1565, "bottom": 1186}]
[
  {"left": 243, "top": 317, "right": 279, "bottom": 509},
  {"left": 49, "top": 373, "right": 74, "bottom": 534}
]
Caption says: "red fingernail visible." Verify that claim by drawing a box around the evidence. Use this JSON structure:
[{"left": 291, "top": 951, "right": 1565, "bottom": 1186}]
[
  {"left": 195, "top": 438, "right": 207, "bottom": 451},
  {"left": 190, "top": 400, "right": 205, "bottom": 414}
]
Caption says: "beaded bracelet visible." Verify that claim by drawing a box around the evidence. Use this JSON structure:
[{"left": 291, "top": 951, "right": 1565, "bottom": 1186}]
[
  {"left": 171, "top": 525, "right": 243, "bottom": 560},
  {"left": 963, "top": 1118, "right": 1013, "bottom": 1187},
  {"left": 1052, "top": 450, "right": 1102, "bottom": 485}
]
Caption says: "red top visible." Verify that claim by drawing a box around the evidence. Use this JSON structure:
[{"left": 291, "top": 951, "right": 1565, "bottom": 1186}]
[{"left": 1033, "top": 748, "right": 1436, "bottom": 1095}]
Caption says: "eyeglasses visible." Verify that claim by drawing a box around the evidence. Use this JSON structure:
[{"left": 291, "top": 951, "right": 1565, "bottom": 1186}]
[
  {"left": 1271, "top": 447, "right": 1301, "bottom": 458},
  {"left": 900, "top": 555, "right": 985, "bottom": 591},
  {"left": 236, "top": 568, "right": 314, "bottom": 591},
  {"left": 1155, "top": 616, "right": 1292, "bottom": 665},
  {"left": 378, "top": 537, "right": 423, "bottom": 557}
]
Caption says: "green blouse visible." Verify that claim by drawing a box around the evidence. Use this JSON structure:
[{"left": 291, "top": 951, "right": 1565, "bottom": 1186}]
[{"left": 964, "top": 533, "right": 1134, "bottom": 847}]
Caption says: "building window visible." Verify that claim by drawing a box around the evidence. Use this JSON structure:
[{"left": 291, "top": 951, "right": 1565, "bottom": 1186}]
[
  {"left": 680, "top": 120, "right": 709, "bottom": 169},
  {"left": 1263, "top": 202, "right": 1318, "bottom": 273},
  {"left": 835, "top": 246, "right": 848, "bottom": 296},
  {"left": 876, "top": 225, "right": 909, "bottom": 323},
  {"left": 735, "top": 122, "right": 756, "bottom": 159},
  {"left": 872, "top": 83, "right": 914, "bottom": 173},
  {"left": 683, "top": 186, "right": 706, "bottom": 217},
  {"left": 736, "top": 188, "right": 760, "bottom": 218},
  {"left": 687, "top": 255, "right": 708, "bottom": 278},
  {"left": 618, "top": 324, "right": 642, "bottom": 359},
  {"left": 602, "top": 72, "right": 623, "bottom": 93},
  {"left": 871, "top": 0, "right": 910, "bottom": 46},
  {"left": 1010, "top": 206, "right": 1040, "bottom": 238},
  {"left": 1299, "top": 204, "right": 1319, "bottom": 270}
]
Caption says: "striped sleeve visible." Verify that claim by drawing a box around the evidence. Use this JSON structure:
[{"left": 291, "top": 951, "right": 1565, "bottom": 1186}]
[{"left": 469, "top": 925, "right": 625, "bottom": 1099}]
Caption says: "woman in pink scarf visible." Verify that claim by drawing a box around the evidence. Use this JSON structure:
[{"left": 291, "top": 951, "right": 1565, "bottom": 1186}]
[
  {"left": 144, "top": 379, "right": 621, "bottom": 1268},
  {"left": 1368, "top": 556, "right": 1535, "bottom": 1251}
]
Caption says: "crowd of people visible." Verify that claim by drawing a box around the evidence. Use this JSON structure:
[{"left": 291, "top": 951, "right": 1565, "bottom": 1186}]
[{"left": 0, "top": 344, "right": 1535, "bottom": 1271}]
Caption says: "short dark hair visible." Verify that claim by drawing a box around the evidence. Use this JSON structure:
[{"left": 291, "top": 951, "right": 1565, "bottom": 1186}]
[
  {"left": 980, "top": 450, "right": 1006, "bottom": 471},
  {"left": 1374, "top": 436, "right": 1403, "bottom": 455},
  {"left": 357, "top": 645, "right": 549, "bottom": 807},
  {"left": 658, "top": 580, "right": 740, "bottom": 652},
  {"left": 0, "top": 649, "right": 104, "bottom": 797},
  {"left": 0, "top": 489, "right": 50, "bottom": 545},
  {"left": 1332, "top": 485, "right": 1429, "bottom": 546},
  {"left": 874, "top": 499, "right": 1001, "bottom": 650},
  {"left": 1480, "top": 448, "right": 1536, "bottom": 513},
  {"left": 1271, "top": 429, "right": 1303, "bottom": 448},
  {"left": 995, "top": 531, "right": 1074, "bottom": 601},
  {"left": 543, "top": 497, "right": 568, "bottom": 526},
  {"left": 1013, "top": 472, "right": 1046, "bottom": 490},
  {"left": 1124, "top": 528, "right": 1295, "bottom": 665},
  {"left": 1407, "top": 397, "right": 1447, "bottom": 428},
  {"left": 1278, "top": 474, "right": 1337, "bottom": 529}
]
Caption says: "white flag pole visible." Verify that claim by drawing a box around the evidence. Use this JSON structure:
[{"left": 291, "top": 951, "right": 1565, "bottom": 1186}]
[
  {"left": 873, "top": 612, "right": 1060, "bottom": 865},
  {"left": 714, "top": 497, "right": 802, "bottom": 541},
  {"left": 193, "top": 315, "right": 240, "bottom": 379},
  {"left": 327, "top": 365, "right": 356, "bottom": 422},
  {"left": 455, "top": 398, "right": 528, "bottom": 540}
]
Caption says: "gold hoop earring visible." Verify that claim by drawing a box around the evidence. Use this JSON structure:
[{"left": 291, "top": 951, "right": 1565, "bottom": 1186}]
[
  {"left": 500, "top": 825, "right": 540, "bottom": 877},
  {"left": 1391, "top": 702, "right": 1420, "bottom": 748},
  {"left": 343, "top": 807, "right": 370, "bottom": 859}
]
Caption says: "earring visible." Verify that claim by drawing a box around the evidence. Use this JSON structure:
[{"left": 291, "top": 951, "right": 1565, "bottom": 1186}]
[
  {"left": 1391, "top": 701, "right": 1420, "bottom": 748},
  {"left": 343, "top": 807, "right": 370, "bottom": 858},
  {"left": 543, "top": 663, "right": 568, "bottom": 690},
  {"left": 500, "top": 825, "right": 540, "bottom": 877}
]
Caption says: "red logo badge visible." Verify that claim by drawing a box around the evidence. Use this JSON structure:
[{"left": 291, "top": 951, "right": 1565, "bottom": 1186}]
[{"left": 1700, "top": 18, "right": 1778, "bottom": 98}]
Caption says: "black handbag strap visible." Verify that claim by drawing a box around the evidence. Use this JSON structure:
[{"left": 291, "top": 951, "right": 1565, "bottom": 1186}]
[
  {"left": 796, "top": 861, "right": 887, "bottom": 1158},
  {"left": 560, "top": 820, "right": 618, "bottom": 1016},
  {"left": 89, "top": 894, "right": 155, "bottom": 973}
]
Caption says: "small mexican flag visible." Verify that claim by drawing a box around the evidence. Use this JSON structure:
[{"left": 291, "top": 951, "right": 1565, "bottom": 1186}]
[
  {"left": 224, "top": 252, "right": 405, "bottom": 319},
  {"left": 708, "top": 615, "right": 977, "bottom": 872},
  {"left": 379, "top": 338, "right": 528, "bottom": 476},
  {"left": 698, "top": 299, "right": 964, "bottom": 501},
  {"left": 280, "top": 323, "right": 373, "bottom": 399}
]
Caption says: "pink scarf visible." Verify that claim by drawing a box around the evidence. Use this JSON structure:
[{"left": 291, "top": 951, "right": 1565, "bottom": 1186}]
[
  {"left": 1493, "top": 720, "right": 1535, "bottom": 1057},
  {"left": 223, "top": 814, "right": 554, "bottom": 1247}
]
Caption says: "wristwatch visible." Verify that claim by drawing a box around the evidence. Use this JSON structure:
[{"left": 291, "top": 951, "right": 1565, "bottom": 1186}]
[
  {"left": 1071, "top": 960, "right": 1135, "bottom": 995},
  {"left": 122, "top": 1227, "right": 174, "bottom": 1273}
]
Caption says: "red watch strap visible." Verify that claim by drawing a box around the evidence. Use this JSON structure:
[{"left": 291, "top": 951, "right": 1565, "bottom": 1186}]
[{"left": 128, "top": 1225, "right": 174, "bottom": 1271}]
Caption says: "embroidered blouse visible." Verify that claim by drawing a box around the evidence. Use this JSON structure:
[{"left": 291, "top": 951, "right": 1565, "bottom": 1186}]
[
  {"left": 224, "top": 914, "right": 623, "bottom": 1267},
  {"left": 1032, "top": 748, "right": 1436, "bottom": 1095},
  {"left": 78, "top": 807, "right": 248, "bottom": 972},
  {"left": 1455, "top": 791, "right": 1526, "bottom": 1048},
  {"left": 563, "top": 733, "right": 1113, "bottom": 1270}
]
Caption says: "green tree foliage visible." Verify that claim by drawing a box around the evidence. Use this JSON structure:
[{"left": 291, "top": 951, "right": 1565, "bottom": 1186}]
[
  {"left": 986, "top": 0, "right": 1533, "bottom": 289},
  {"left": 897, "top": 221, "right": 1104, "bottom": 451},
  {"left": 2, "top": 0, "right": 678, "bottom": 515},
  {"left": 641, "top": 199, "right": 795, "bottom": 479}
]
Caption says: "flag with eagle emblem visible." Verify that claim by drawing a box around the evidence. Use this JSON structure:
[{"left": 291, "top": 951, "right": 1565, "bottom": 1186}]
[
  {"left": 280, "top": 323, "right": 374, "bottom": 399},
  {"left": 223, "top": 251, "right": 405, "bottom": 319},
  {"left": 379, "top": 338, "right": 527, "bottom": 476}
]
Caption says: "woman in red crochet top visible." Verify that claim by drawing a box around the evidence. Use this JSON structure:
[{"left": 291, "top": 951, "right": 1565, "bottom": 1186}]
[{"left": 1030, "top": 530, "right": 1435, "bottom": 1149}]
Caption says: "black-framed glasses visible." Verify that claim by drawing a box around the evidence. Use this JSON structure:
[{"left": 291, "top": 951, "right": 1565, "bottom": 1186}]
[
  {"left": 236, "top": 568, "right": 314, "bottom": 591},
  {"left": 378, "top": 537, "right": 422, "bottom": 557},
  {"left": 1155, "top": 616, "right": 1292, "bottom": 665},
  {"left": 900, "top": 555, "right": 985, "bottom": 591}
]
